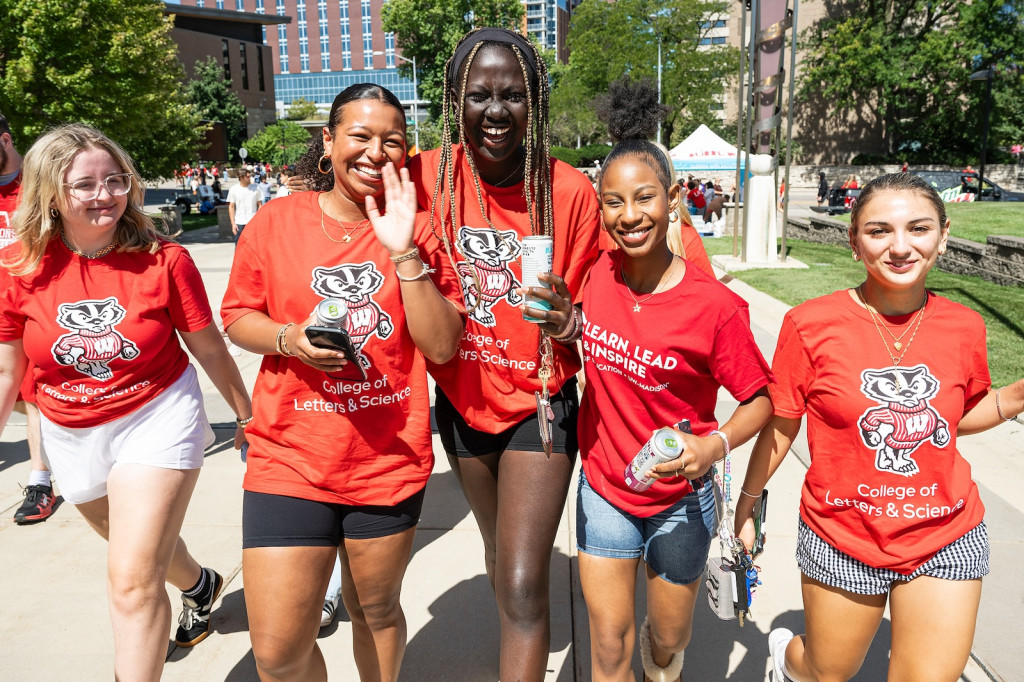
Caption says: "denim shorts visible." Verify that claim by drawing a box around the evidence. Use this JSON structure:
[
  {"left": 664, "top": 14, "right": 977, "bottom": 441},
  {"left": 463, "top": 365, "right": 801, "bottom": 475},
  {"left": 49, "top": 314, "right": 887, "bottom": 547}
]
[{"left": 576, "top": 469, "right": 717, "bottom": 585}]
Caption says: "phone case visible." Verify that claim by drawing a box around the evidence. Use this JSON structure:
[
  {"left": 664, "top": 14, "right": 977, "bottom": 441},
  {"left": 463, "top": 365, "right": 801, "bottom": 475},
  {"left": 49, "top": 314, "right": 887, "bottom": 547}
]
[{"left": 304, "top": 326, "right": 367, "bottom": 381}]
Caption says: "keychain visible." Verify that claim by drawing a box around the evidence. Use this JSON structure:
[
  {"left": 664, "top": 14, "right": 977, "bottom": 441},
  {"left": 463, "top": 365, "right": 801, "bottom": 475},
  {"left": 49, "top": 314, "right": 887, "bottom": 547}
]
[{"left": 536, "top": 335, "right": 555, "bottom": 456}]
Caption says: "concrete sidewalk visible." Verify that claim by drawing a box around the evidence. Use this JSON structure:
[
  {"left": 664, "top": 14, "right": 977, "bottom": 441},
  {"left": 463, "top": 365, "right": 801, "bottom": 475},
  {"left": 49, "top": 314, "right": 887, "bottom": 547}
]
[{"left": 0, "top": 226, "right": 1019, "bottom": 680}]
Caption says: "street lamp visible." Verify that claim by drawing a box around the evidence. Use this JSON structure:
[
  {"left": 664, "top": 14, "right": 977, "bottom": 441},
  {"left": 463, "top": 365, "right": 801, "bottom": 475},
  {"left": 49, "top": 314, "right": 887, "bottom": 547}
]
[
  {"left": 374, "top": 50, "right": 419, "bottom": 152},
  {"left": 970, "top": 67, "right": 994, "bottom": 202}
]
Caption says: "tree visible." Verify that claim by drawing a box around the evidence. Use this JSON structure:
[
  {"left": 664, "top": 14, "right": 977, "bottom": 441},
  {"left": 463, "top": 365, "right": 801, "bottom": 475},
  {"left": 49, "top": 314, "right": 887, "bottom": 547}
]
[
  {"left": 797, "top": 0, "right": 1024, "bottom": 163},
  {"left": 186, "top": 56, "right": 247, "bottom": 159},
  {"left": 243, "top": 121, "right": 312, "bottom": 166},
  {"left": 286, "top": 97, "right": 321, "bottom": 121},
  {"left": 0, "top": 0, "right": 203, "bottom": 178},
  {"left": 565, "top": 0, "right": 738, "bottom": 147},
  {"left": 382, "top": 0, "right": 525, "bottom": 120},
  {"left": 548, "top": 63, "right": 605, "bottom": 147}
]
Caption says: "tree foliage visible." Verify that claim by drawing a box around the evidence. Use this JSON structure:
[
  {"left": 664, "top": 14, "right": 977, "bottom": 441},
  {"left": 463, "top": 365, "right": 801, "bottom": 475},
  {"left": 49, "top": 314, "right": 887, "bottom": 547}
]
[
  {"left": 243, "top": 121, "right": 312, "bottom": 166},
  {"left": 286, "top": 97, "right": 321, "bottom": 121},
  {"left": 0, "top": 0, "right": 203, "bottom": 178},
  {"left": 798, "top": 0, "right": 1024, "bottom": 163},
  {"left": 381, "top": 0, "right": 525, "bottom": 120},
  {"left": 564, "top": 0, "right": 738, "bottom": 147},
  {"left": 186, "top": 56, "right": 247, "bottom": 159}
]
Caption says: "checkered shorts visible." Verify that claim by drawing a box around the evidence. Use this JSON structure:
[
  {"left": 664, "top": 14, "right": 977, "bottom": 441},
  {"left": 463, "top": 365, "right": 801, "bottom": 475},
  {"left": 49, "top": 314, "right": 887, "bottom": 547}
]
[{"left": 796, "top": 519, "right": 989, "bottom": 595}]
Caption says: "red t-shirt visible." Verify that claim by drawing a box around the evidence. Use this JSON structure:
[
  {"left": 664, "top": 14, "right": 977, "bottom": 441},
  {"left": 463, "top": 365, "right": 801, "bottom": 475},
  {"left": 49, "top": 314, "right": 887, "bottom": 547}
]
[
  {"left": 0, "top": 239, "right": 212, "bottom": 427},
  {"left": 578, "top": 250, "right": 772, "bottom": 517},
  {"left": 0, "top": 172, "right": 21, "bottom": 249},
  {"left": 770, "top": 290, "right": 990, "bottom": 573},
  {"left": 598, "top": 221, "right": 715, "bottom": 279},
  {"left": 407, "top": 145, "right": 601, "bottom": 432},
  {"left": 687, "top": 188, "right": 706, "bottom": 209},
  {"left": 221, "top": 192, "right": 463, "bottom": 506}
]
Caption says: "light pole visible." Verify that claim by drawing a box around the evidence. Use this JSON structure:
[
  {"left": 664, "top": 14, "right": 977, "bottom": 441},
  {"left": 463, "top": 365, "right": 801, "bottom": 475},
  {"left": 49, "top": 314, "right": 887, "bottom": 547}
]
[
  {"left": 970, "top": 67, "right": 994, "bottom": 202},
  {"left": 374, "top": 51, "right": 419, "bottom": 151}
]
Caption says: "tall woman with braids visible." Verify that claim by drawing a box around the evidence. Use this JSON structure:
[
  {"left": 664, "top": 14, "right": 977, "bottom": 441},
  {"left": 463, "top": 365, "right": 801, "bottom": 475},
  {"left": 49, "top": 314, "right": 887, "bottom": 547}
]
[{"left": 407, "top": 27, "right": 600, "bottom": 680}]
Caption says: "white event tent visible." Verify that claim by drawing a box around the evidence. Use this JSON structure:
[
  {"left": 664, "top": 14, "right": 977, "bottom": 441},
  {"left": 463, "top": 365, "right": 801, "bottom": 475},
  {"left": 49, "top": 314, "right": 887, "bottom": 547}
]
[{"left": 668, "top": 124, "right": 747, "bottom": 176}]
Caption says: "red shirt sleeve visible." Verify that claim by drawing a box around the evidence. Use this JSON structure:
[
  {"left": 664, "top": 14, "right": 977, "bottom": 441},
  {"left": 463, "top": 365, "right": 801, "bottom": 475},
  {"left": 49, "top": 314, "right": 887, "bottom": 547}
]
[
  {"left": 166, "top": 246, "right": 214, "bottom": 332},
  {"left": 768, "top": 312, "right": 815, "bottom": 418},
  {"left": 221, "top": 218, "right": 269, "bottom": 328},
  {"left": 679, "top": 222, "right": 714, "bottom": 278}
]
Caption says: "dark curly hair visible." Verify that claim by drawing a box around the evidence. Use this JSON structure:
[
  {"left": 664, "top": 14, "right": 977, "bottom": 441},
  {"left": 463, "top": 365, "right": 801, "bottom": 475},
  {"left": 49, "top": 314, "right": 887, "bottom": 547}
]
[{"left": 593, "top": 76, "right": 673, "bottom": 190}]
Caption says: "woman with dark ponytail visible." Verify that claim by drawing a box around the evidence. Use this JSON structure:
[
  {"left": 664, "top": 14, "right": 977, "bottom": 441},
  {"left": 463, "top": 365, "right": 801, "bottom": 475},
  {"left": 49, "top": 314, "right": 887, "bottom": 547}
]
[
  {"left": 527, "top": 79, "right": 773, "bottom": 681},
  {"left": 406, "top": 27, "right": 600, "bottom": 681}
]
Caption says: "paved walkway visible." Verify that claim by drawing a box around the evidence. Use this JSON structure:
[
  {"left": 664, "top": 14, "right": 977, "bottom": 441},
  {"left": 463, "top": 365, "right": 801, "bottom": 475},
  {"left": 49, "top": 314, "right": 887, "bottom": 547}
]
[{"left": 0, "top": 222, "right": 1019, "bottom": 680}]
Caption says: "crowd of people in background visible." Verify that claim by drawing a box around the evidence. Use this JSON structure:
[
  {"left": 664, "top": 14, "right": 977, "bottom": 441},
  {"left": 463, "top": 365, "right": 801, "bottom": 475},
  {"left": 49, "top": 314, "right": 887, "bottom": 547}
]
[{"left": 2, "top": 24, "right": 1024, "bottom": 682}]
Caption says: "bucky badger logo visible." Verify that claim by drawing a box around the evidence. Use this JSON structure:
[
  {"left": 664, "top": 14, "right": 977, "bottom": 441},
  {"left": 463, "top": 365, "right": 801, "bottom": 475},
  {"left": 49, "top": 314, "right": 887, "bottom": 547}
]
[
  {"left": 857, "top": 364, "right": 950, "bottom": 477},
  {"left": 456, "top": 226, "right": 523, "bottom": 327},
  {"left": 311, "top": 262, "right": 393, "bottom": 368},
  {"left": 51, "top": 297, "right": 139, "bottom": 381}
]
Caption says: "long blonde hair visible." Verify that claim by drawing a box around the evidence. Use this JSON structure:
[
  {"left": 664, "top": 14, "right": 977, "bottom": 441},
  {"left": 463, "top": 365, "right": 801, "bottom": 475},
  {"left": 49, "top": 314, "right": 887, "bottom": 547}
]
[{"left": 5, "top": 124, "right": 161, "bottom": 276}]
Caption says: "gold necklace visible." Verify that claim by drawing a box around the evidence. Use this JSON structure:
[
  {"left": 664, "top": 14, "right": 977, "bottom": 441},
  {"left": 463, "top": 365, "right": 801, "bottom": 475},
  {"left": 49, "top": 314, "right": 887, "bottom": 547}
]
[
  {"left": 621, "top": 260, "right": 676, "bottom": 313},
  {"left": 489, "top": 155, "right": 525, "bottom": 187},
  {"left": 856, "top": 286, "right": 928, "bottom": 387},
  {"left": 60, "top": 231, "right": 117, "bottom": 259},
  {"left": 319, "top": 197, "right": 369, "bottom": 244}
]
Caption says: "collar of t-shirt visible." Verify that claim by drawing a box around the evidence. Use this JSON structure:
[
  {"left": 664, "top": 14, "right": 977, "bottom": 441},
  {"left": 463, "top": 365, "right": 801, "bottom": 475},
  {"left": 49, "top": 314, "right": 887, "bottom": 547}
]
[{"left": 0, "top": 169, "right": 20, "bottom": 187}]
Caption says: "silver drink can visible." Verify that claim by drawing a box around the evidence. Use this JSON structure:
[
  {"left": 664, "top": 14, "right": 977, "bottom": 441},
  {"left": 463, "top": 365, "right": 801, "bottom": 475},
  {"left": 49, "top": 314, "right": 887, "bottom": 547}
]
[
  {"left": 520, "top": 235, "right": 554, "bottom": 323},
  {"left": 315, "top": 298, "right": 348, "bottom": 329},
  {"left": 624, "top": 427, "right": 685, "bottom": 492}
]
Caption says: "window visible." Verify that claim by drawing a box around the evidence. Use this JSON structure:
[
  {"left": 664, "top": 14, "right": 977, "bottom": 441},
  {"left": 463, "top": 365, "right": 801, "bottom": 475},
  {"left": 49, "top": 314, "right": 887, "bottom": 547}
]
[
  {"left": 222, "top": 39, "right": 231, "bottom": 83},
  {"left": 255, "top": 0, "right": 265, "bottom": 43},
  {"left": 362, "top": 0, "right": 373, "bottom": 69},
  {"left": 216, "top": 0, "right": 224, "bottom": 8},
  {"left": 340, "top": 0, "right": 352, "bottom": 70},
  {"left": 236, "top": 0, "right": 244, "bottom": 9},
  {"left": 319, "top": 0, "right": 330, "bottom": 70},
  {"left": 240, "top": 43, "right": 249, "bottom": 90},
  {"left": 385, "top": 32, "right": 395, "bottom": 69},
  {"left": 257, "top": 45, "right": 266, "bottom": 91},
  {"left": 297, "top": 0, "right": 310, "bottom": 73}
]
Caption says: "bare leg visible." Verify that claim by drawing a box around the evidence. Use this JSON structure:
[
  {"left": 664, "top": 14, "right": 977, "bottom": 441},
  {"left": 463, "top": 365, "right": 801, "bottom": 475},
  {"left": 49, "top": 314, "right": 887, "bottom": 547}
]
[
  {"left": 888, "top": 576, "right": 981, "bottom": 681},
  {"left": 24, "top": 402, "right": 48, "bottom": 475},
  {"left": 244, "top": 545, "right": 336, "bottom": 681},
  {"left": 339, "top": 527, "right": 416, "bottom": 682},
  {"left": 578, "top": 552, "right": 640, "bottom": 682},
  {"left": 446, "top": 451, "right": 500, "bottom": 586},
  {"left": 644, "top": 565, "right": 703, "bottom": 675},
  {"left": 783, "top": 574, "right": 887, "bottom": 682},
  {"left": 75, "top": 464, "right": 202, "bottom": 682}
]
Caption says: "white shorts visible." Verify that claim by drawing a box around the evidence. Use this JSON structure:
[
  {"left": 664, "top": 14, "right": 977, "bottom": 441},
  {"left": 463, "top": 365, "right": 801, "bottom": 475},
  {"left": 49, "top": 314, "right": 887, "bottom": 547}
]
[{"left": 40, "top": 365, "right": 215, "bottom": 504}]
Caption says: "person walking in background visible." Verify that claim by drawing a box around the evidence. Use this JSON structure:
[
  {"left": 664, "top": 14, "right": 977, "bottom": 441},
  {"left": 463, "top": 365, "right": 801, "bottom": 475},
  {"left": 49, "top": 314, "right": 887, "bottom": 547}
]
[
  {"left": 735, "top": 173, "right": 1024, "bottom": 682},
  {"left": 255, "top": 173, "right": 272, "bottom": 203},
  {"left": 406, "top": 27, "right": 600, "bottom": 681},
  {"left": 816, "top": 171, "right": 828, "bottom": 207},
  {"left": 0, "top": 124, "right": 252, "bottom": 680},
  {"left": 0, "top": 112, "right": 56, "bottom": 524},
  {"left": 222, "top": 83, "right": 463, "bottom": 682},
  {"left": 226, "top": 167, "right": 261, "bottom": 242},
  {"left": 532, "top": 83, "right": 773, "bottom": 682},
  {"left": 841, "top": 173, "right": 859, "bottom": 189}
]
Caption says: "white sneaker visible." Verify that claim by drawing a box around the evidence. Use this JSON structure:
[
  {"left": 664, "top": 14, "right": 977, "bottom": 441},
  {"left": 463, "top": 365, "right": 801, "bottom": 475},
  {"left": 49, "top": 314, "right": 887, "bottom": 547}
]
[
  {"left": 320, "top": 591, "right": 341, "bottom": 627},
  {"left": 227, "top": 342, "right": 242, "bottom": 357},
  {"left": 768, "top": 628, "right": 795, "bottom": 681}
]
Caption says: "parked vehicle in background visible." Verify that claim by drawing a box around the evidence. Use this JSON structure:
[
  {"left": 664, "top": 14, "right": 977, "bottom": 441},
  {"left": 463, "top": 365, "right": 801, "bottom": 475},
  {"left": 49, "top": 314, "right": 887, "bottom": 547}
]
[
  {"left": 912, "top": 171, "right": 1024, "bottom": 202},
  {"left": 826, "top": 186, "right": 861, "bottom": 215}
]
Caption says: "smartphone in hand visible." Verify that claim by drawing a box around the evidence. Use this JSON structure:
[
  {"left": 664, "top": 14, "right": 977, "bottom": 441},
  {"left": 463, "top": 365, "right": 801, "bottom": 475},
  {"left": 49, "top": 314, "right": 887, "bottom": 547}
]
[{"left": 304, "top": 325, "right": 367, "bottom": 381}]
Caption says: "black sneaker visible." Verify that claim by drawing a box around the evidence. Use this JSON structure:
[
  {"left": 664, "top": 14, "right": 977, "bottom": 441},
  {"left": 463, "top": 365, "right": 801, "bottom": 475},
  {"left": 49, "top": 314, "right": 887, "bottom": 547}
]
[
  {"left": 14, "top": 484, "right": 57, "bottom": 524},
  {"left": 174, "top": 568, "right": 224, "bottom": 647}
]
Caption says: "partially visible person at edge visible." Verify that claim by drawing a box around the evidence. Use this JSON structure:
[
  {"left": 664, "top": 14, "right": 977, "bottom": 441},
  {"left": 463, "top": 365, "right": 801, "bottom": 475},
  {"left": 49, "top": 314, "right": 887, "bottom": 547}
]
[
  {"left": 816, "top": 171, "right": 828, "bottom": 207},
  {"left": 0, "top": 112, "right": 56, "bottom": 524},
  {"left": 226, "top": 167, "right": 261, "bottom": 242},
  {"left": 0, "top": 124, "right": 252, "bottom": 680},
  {"left": 222, "top": 83, "right": 464, "bottom": 682},
  {"left": 736, "top": 172, "right": 1024, "bottom": 682},
  {"left": 405, "top": 27, "right": 600, "bottom": 681},
  {"left": 530, "top": 79, "right": 772, "bottom": 682},
  {"left": 591, "top": 78, "right": 714, "bottom": 279}
]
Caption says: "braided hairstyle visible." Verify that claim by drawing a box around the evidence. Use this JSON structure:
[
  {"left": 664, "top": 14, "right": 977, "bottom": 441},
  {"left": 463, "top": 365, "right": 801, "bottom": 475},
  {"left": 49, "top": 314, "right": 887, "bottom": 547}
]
[{"left": 430, "top": 28, "right": 554, "bottom": 259}]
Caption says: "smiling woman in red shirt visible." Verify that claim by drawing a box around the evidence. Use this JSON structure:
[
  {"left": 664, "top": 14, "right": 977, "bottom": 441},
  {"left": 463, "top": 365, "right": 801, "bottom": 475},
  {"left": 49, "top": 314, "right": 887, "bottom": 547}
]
[{"left": 736, "top": 172, "right": 1024, "bottom": 682}]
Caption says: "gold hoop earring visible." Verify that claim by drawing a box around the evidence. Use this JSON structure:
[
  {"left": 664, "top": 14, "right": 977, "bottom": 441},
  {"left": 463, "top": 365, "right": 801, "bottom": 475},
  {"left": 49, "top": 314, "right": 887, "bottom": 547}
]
[
  {"left": 852, "top": 251, "right": 860, "bottom": 261},
  {"left": 50, "top": 208, "right": 59, "bottom": 219},
  {"left": 317, "top": 154, "right": 332, "bottom": 175}
]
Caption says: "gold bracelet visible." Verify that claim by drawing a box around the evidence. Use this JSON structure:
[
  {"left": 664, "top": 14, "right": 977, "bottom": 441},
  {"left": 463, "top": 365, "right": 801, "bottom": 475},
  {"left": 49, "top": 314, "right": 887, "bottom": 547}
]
[
  {"left": 996, "top": 386, "right": 1014, "bottom": 421},
  {"left": 389, "top": 248, "right": 421, "bottom": 264},
  {"left": 235, "top": 416, "right": 253, "bottom": 427},
  {"left": 275, "top": 322, "right": 296, "bottom": 357}
]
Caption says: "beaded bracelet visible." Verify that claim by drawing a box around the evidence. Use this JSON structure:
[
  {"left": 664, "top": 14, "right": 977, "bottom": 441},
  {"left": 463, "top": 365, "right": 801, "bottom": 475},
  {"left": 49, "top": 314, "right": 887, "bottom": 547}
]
[
  {"left": 550, "top": 307, "right": 581, "bottom": 344},
  {"left": 394, "top": 258, "right": 437, "bottom": 282},
  {"left": 389, "top": 247, "right": 421, "bottom": 264},
  {"left": 996, "top": 386, "right": 1014, "bottom": 421},
  {"left": 275, "top": 322, "right": 295, "bottom": 357}
]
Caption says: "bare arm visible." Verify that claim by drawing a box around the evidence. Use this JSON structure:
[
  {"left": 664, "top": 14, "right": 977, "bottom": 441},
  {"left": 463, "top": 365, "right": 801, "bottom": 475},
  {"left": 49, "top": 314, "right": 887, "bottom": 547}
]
[
  {"left": 0, "top": 340, "right": 28, "bottom": 439},
  {"left": 958, "top": 379, "right": 1024, "bottom": 435},
  {"left": 226, "top": 310, "right": 355, "bottom": 375},
  {"left": 179, "top": 324, "right": 252, "bottom": 449},
  {"left": 733, "top": 415, "right": 803, "bottom": 551},
  {"left": 650, "top": 388, "right": 774, "bottom": 481},
  {"left": 366, "top": 163, "right": 463, "bottom": 363}
]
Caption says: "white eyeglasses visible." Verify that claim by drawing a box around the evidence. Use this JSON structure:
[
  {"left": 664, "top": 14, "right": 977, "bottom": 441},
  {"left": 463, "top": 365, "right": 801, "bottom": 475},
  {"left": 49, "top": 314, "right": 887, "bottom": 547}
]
[{"left": 64, "top": 173, "right": 133, "bottom": 201}]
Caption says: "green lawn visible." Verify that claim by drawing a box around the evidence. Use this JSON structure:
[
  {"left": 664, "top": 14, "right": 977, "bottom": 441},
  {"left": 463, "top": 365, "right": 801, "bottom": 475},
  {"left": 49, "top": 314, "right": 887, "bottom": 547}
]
[
  {"left": 702, "top": 237, "right": 1024, "bottom": 386},
  {"left": 831, "top": 202, "right": 1024, "bottom": 244}
]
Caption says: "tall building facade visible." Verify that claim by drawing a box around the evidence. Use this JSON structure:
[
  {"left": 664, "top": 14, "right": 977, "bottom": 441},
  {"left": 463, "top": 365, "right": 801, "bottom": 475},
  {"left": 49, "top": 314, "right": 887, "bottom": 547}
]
[{"left": 522, "top": 0, "right": 576, "bottom": 64}]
